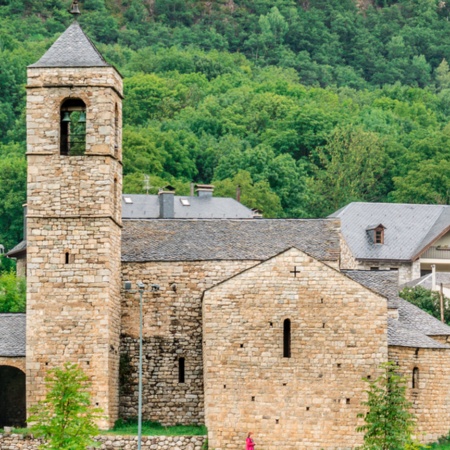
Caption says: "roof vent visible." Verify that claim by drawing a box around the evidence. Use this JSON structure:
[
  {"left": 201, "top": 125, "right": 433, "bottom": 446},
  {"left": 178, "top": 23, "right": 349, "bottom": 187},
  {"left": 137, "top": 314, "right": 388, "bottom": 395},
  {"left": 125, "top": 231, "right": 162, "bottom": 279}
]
[{"left": 196, "top": 184, "right": 214, "bottom": 198}]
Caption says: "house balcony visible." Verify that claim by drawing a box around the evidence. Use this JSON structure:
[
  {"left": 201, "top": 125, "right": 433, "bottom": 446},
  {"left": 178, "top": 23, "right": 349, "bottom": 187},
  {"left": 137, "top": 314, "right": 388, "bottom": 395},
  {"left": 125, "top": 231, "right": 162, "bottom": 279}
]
[{"left": 421, "top": 246, "right": 450, "bottom": 260}]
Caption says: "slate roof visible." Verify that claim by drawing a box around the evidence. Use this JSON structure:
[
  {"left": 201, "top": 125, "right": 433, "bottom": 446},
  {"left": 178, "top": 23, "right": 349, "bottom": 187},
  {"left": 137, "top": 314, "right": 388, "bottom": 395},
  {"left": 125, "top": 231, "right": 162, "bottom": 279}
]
[
  {"left": 388, "top": 319, "right": 450, "bottom": 349},
  {"left": 122, "top": 194, "right": 254, "bottom": 219},
  {"left": 341, "top": 269, "right": 450, "bottom": 347},
  {"left": 5, "top": 240, "right": 27, "bottom": 258},
  {"left": 0, "top": 314, "right": 26, "bottom": 357},
  {"left": 121, "top": 219, "right": 341, "bottom": 262},
  {"left": 29, "top": 22, "right": 110, "bottom": 68},
  {"left": 401, "top": 272, "right": 450, "bottom": 290},
  {"left": 329, "top": 202, "right": 450, "bottom": 261},
  {"left": 342, "top": 270, "right": 400, "bottom": 309}
]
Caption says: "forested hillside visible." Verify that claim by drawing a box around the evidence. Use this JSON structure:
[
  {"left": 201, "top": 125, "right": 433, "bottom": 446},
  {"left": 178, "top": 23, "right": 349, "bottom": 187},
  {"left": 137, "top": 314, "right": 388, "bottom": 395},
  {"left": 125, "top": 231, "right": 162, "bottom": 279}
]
[{"left": 1, "top": 0, "right": 450, "bottom": 250}]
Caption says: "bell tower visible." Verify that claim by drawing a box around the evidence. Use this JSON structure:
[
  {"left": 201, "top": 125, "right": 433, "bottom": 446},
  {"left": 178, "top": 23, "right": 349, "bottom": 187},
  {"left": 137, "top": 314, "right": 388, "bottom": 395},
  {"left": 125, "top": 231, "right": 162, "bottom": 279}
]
[{"left": 26, "top": 4, "right": 122, "bottom": 427}]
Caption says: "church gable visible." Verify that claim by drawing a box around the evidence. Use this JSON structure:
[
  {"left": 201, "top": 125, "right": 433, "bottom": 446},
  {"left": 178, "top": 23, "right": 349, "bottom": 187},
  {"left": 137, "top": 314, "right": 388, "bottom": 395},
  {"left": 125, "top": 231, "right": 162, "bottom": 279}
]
[{"left": 202, "top": 247, "right": 388, "bottom": 450}]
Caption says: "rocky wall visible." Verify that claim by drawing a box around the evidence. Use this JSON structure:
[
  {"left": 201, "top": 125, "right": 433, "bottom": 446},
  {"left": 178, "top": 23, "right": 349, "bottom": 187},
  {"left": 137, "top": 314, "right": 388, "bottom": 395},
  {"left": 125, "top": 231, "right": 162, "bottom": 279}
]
[
  {"left": 0, "top": 434, "right": 206, "bottom": 450},
  {"left": 389, "top": 345, "right": 450, "bottom": 443},
  {"left": 203, "top": 248, "right": 389, "bottom": 450},
  {"left": 119, "top": 260, "right": 259, "bottom": 425}
]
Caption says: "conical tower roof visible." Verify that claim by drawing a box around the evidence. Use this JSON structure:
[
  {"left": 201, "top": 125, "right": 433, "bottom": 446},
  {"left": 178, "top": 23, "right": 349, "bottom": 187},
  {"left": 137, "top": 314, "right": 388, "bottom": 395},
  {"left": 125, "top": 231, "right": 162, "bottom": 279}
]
[{"left": 29, "top": 21, "right": 110, "bottom": 68}]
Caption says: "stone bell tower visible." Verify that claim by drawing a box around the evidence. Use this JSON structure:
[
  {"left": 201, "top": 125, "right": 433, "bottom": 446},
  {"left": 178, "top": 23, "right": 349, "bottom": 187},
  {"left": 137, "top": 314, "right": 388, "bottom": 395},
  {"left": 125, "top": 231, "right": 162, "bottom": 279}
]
[{"left": 26, "top": 4, "right": 122, "bottom": 427}]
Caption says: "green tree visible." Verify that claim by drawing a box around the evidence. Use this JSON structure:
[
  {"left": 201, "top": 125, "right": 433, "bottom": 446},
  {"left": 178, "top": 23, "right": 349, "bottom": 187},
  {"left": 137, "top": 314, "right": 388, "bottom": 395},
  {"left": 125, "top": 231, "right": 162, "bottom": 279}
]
[
  {"left": 29, "top": 363, "right": 102, "bottom": 450},
  {"left": 0, "top": 270, "right": 26, "bottom": 313},
  {"left": 357, "top": 362, "right": 419, "bottom": 450},
  {"left": 400, "top": 286, "right": 450, "bottom": 325}
]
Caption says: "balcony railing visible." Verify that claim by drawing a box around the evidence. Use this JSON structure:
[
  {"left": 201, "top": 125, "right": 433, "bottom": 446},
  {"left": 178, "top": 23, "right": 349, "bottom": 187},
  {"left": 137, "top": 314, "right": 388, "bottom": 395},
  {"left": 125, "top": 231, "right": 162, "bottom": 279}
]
[{"left": 421, "top": 246, "right": 450, "bottom": 260}]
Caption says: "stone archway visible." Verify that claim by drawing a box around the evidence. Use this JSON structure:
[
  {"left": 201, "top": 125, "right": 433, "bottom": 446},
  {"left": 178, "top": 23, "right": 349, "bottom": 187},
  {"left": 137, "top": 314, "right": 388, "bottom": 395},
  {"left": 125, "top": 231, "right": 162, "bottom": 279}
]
[{"left": 0, "top": 365, "right": 26, "bottom": 427}]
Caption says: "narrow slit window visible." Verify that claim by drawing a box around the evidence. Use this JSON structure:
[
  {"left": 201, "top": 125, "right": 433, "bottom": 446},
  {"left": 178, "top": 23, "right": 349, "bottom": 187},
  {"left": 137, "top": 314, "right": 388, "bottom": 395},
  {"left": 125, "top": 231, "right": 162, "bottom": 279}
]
[
  {"left": 114, "top": 103, "right": 119, "bottom": 157},
  {"left": 60, "top": 98, "right": 86, "bottom": 156},
  {"left": 178, "top": 357, "right": 185, "bottom": 383},
  {"left": 65, "top": 252, "right": 70, "bottom": 264},
  {"left": 114, "top": 178, "right": 118, "bottom": 218},
  {"left": 412, "top": 367, "right": 419, "bottom": 389},
  {"left": 283, "top": 319, "right": 291, "bottom": 358}
]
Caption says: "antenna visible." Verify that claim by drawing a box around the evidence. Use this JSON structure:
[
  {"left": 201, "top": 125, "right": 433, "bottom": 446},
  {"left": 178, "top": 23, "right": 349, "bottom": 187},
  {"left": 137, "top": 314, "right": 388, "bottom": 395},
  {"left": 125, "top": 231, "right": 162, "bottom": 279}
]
[{"left": 143, "top": 175, "right": 151, "bottom": 195}]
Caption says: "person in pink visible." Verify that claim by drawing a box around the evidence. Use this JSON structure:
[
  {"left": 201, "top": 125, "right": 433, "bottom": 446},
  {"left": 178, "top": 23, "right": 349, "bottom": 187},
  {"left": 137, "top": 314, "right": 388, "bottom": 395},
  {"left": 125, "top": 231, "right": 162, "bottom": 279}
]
[{"left": 246, "top": 432, "right": 255, "bottom": 450}]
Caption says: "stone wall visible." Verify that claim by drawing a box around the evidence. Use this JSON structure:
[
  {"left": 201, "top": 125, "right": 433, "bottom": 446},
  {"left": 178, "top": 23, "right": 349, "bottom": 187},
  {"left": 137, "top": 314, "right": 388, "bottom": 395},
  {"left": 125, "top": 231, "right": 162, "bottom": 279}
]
[
  {"left": 0, "top": 434, "right": 206, "bottom": 450},
  {"left": 203, "top": 248, "right": 389, "bottom": 450},
  {"left": 389, "top": 346, "right": 450, "bottom": 443},
  {"left": 26, "top": 64, "right": 123, "bottom": 428},
  {"left": 119, "top": 260, "right": 258, "bottom": 425},
  {"left": 0, "top": 357, "right": 25, "bottom": 372}
]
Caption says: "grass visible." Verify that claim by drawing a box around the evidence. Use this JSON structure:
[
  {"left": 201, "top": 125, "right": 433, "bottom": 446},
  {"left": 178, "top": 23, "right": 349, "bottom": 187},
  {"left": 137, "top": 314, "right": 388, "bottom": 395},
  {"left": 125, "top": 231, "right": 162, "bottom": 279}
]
[
  {"left": 5, "top": 421, "right": 206, "bottom": 437},
  {"left": 104, "top": 419, "right": 207, "bottom": 436}
]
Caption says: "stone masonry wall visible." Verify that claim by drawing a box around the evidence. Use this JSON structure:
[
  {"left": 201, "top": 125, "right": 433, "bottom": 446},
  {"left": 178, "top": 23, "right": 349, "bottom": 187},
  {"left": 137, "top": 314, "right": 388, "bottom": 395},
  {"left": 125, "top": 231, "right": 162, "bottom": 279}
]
[
  {"left": 0, "top": 357, "right": 25, "bottom": 372},
  {"left": 203, "top": 248, "right": 389, "bottom": 450},
  {"left": 119, "top": 260, "right": 259, "bottom": 425},
  {"left": 0, "top": 434, "right": 206, "bottom": 450},
  {"left": 389, "top": 346, "right": 450, "bottom": 443},
  {"left": 26, "top": 65, "right": 123, "bottom": 428}
]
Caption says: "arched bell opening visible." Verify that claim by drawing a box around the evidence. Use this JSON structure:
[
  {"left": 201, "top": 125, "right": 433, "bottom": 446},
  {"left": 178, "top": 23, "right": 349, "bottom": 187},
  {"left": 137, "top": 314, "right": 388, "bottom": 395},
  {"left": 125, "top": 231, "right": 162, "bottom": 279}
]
[
  {"left": 0, "top": 365, "right": 26, "bottom": 428},
  {"left": 60, "top": 98, "right": 86, "bottom": 156}
]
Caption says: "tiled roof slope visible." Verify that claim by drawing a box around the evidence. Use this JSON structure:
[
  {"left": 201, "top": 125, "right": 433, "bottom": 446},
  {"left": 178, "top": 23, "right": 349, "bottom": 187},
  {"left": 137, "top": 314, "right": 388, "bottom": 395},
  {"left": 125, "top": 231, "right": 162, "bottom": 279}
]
[
  {"left": 388, "top": 319, "right": 450, "bottom": 349},
  {"left": 5, "top": 240, "right": 27, "bottom": 257},
  {"left": 29, "top": 22, "right": 109, "bottom": 68},
  {"left": 341, "top": 270, "right": 450, "bottom": 346},
  {"left": 329, "top": 202, "right": 450, "bottom": 261},
  {"left": 342, "top": 270, "right": 399, "bottom": 309},
  {"left": 0, "top": 314, "right": 26, "bottom": 356},
  {"left": 401, "top": 272, "right": 450, "bottom": 289},
  {"left": 121, "top": 219, "right": 341, "bottom": 262},
  {"left": 122, "top": 194, "right": 254, "bottom": 219}
]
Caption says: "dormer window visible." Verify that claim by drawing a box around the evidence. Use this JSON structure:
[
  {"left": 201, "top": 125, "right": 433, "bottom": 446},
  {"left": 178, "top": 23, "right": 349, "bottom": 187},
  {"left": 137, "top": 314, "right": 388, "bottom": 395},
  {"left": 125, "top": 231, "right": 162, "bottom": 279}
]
[{"left": 366, "top": 224, "right": 386, "bottom": 245}]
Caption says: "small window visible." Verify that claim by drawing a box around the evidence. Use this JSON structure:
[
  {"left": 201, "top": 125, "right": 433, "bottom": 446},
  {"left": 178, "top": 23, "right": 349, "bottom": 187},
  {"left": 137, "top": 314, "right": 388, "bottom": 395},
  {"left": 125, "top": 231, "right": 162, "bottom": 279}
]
[
  {"left": 180, "top": 199, "right": 190, "bottom": 206},
  {"left": 283, "top": 319, "right": 291, "bottom": 358},
  {"left": 178, "top": 357, "right": 185, "bottom": 383},
  {"left": 375, "top": 230, "right": 383, "bottom": 244},
  {"left": 370, "top": 267, "right": 379, "bottom": 271},
  {"left": 114, "top": 103, "right": 119, "bottom": 157},
  {"left": 412, "top": 367, "right": 419, "bottom": 389},
  {"left": 60, "top": 98, "right": 86, "bottom": 156},
  {"left": 65, "top": 252, "right": 70, "bottom": 264}
]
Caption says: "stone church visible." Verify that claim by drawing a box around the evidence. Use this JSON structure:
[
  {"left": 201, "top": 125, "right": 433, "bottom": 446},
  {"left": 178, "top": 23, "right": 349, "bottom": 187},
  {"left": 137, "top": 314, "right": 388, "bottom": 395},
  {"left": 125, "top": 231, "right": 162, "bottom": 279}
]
[{"left": 3, "top": 15, "right": 450, "bottom": 450}]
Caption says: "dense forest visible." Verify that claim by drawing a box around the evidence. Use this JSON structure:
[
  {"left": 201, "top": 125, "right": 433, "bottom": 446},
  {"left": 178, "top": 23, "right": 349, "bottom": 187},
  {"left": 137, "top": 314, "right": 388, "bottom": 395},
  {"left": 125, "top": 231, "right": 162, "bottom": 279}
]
[{"left": 1, "top": 0, "right": 450, "bottom": 250}]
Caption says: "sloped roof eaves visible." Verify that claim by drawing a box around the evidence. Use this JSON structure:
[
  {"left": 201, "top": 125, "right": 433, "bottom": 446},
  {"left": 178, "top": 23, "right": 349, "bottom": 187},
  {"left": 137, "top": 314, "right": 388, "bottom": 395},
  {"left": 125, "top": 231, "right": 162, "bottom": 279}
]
[
  {"left": 388, "top": 319, "right": 450, "bottom": 349},
  {"left": 330, "top": 202, "right": 449, "bottom": 261},
  {"left": 121, "top": 219, "right": 341, "bottom": 263},
  {"left": 6, "top": 240, "right": 27, "bottom": 257},
  {"left": 342, "top": 270, "right": 399, "bottom": 309},
  {"left": 0, "top": 314, "right": 26, "bottom": 357}
]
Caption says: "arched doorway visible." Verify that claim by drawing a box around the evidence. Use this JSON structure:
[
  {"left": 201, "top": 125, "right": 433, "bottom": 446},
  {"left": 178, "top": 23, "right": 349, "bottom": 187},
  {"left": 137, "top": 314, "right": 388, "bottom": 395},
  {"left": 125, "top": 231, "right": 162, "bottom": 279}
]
[{"left": 0, "top": 366, "right": 26, "bottom": 427}]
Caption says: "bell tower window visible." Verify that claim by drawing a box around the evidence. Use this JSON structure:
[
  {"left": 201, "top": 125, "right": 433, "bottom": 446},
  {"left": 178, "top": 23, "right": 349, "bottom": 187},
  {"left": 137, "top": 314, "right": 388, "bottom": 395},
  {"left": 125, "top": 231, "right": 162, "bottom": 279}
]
[{"left": 60, "top": 98, "right": 86, "bottom": 156}]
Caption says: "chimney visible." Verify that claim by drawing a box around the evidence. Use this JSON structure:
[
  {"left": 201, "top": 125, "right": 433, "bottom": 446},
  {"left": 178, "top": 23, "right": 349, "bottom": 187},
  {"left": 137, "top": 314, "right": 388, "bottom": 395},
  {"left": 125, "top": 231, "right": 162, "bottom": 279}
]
[
  {"left": 196, "top": 184, "right": 214, "bottom": 198},
  {"left": 431, "top": 264, "right": 436, "bottom": 291},
  {"left": 23, "top": 204, "right": 27, "bottom": 240},
  {"left": 190, "top": 183, "right": 195, "bottom": 197},
  {"left": 236, "top": 185, "right": 241, "bottom": 203},
  {"left": 159, "top": 186, "right": 175, "bottom": 219}
]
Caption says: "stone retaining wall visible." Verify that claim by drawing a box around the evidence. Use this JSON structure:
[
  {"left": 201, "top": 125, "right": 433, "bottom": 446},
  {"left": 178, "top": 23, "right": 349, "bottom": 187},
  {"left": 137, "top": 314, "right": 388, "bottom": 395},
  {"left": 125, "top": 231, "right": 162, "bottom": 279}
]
[{"left": 0, "top": 434, "right": 206, "bottom": 450}]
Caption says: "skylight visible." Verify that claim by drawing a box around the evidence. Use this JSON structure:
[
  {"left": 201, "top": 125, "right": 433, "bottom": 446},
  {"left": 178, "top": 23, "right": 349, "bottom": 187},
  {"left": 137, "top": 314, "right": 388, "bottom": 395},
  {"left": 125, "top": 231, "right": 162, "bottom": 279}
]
[
  {"left": 124, "top": 197, "right": 133, "bottom": 204},
  {"left": 180, "top": 199, "right": 190, "bottom": 206}
]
